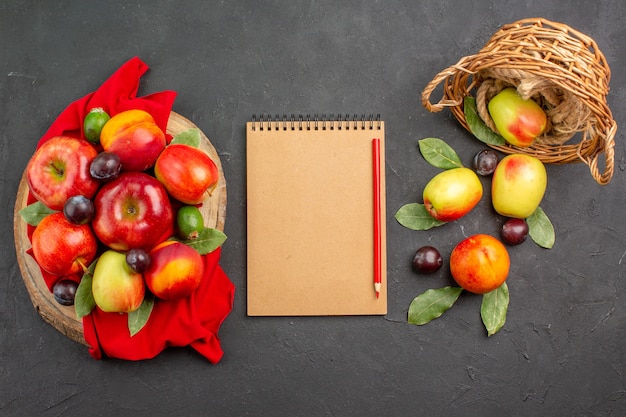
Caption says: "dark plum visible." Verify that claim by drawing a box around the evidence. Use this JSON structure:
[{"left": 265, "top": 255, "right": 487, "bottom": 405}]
[
  {"left": 472, "top": 149, "right": 499, "bottom": 176},
  {"left": 126, "top": 248, "right": 151, "bottom": 273},
  {"left": 53, "top": 279, "right": 78, "bottom": 306},
  {"left": 412, "top": 246, "right": 443, "bottom": 274},
  {"left": 63, "top": 195, "right": 95, "bottom": 225},
  {"left": 500, "top": 218, "right": 529, "bottom": 245},
  {"left": 90, "top": 151, "right": 122, "bottom": 181}
]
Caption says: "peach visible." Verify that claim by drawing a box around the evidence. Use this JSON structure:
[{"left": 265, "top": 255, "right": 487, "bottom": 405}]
[
  {"left": 144, "top": 241, "right": 204, "bottom": 301},
  {"left": 450, "top": 234, "right": 510, "bottom": 294}
]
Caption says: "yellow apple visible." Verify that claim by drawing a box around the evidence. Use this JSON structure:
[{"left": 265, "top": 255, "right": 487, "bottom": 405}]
[
  {"left": 423, "top": 167, "right": 483, "bottom": 222},
  {"left": 491, "top": 154, "right": 547, "bottom": 218}
]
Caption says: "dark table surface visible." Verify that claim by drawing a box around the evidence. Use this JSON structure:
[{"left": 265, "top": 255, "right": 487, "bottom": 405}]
[{"left": 2, "top": 1, "right": 625, "bottom": 416}]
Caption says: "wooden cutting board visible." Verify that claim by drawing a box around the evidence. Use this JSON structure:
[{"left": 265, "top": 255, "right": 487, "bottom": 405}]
[{"left": 13, "top": 112, "right": 227, "bottom": 346}]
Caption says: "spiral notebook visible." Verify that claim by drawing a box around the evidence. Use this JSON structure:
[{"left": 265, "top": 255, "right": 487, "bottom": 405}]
[{"left": 246, "top": 114, "right": 387, "bottom": 316}]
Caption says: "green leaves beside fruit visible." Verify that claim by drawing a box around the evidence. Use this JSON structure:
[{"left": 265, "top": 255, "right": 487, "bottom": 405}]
[
  {"left": 128, "top": 294, "right": 154, "bottom": 337},
  {"left": 407, "top": 283, "right": 509, "bottom": 337},
  {"left": 173, "top": 227, "right": 227, "bottom": 255},
  {"left": 18, "top": 201, "right": 57, "bottom": 226},
  {"left": 75, "top": 260, "right": 97, "bottom": 319},
  {"left": 481, "top": 283, "right": 509, "bottom": 337},
  {"left": 408, "top": 286, "right": 462, "bottom": 325},
  {"left": 395, "top": 203, "right": 446, "bottom": 230},
  {"left": 464, "top": 97, "right": 507, "bottom": 146},
  {"left": 418, "top": 138, "right": 463, "bottom": 169},
  {"left": 527, "top": 207, "right": 555, "bottom": 249},
  {"left": 170, "top": 128, "right": 202, "bottom": 148}
]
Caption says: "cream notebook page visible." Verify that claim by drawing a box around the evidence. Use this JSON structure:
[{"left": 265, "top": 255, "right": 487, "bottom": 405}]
[{"left": 246, "top": 115, "right": 386, "bottom": 316}]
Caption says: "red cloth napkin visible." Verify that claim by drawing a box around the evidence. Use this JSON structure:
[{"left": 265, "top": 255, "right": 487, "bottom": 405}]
[{"left": 27, "top": 57, "right": 235, "bottom": 363}]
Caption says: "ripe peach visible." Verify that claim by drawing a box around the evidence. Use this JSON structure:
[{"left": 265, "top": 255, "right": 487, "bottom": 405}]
[
  {"left": 450, "top": 234, "right": 510, "bottom": 294},
  {"left": 144, "top": 241, "right": 204, "bottom": 301}
]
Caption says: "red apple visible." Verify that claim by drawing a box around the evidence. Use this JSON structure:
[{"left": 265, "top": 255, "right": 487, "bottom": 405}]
[
  {"left": 488, "top": 87, "right": 547, "bottom": 148},
  {"left": 26, "top": 136, "right": 99, "bottom": 210},
  {"left": 99, "top": 109, "right": 166, "bottom": 172},
  {"left": 31, "top": 212, "right": 98, "bottom": 276},
  {"left": 144, "top": 240, "right": 204, "bottom": 301},
  {"left": 92, "top": 250, "right": 145, "bottom": 313},
  {"left": 154, "top": 144, "right": 219, "bottom": 204},
  {"left": 92, "top": 172, "right": 174, "bottom": 251}
]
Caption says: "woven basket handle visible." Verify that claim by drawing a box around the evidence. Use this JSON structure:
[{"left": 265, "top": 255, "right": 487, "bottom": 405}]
[
  {"left": 421, "top": 55, "right": 475, "bottom": 113},
  {"left": 586, "top": 121, "right": 617, "bottom": 185}
]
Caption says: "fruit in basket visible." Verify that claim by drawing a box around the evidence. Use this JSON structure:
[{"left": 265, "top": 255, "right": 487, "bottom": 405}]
[
  {"left": 26, "top": 136, "right": 99, "bottom": 211},
  {"left": 63, "top": 195, "right": 95, "bottom": 225},
  {"left": 176, "top": 205, "right": 205, "bottom": 240},
  {"left": 52, "top": 278, "right": 79, "bottom": 306},
  {"left": 144, "top": 240, "right": 204, "bottom": 301},
  {"left": 154, "top": 143, "right": 219, "bottom": 205},
  {"left": 99, "top": 109, "right": 166, "bottom": 172},
  {"left": 125, "top": 248, "right": 152, "bottom": 273},
  {"left": 92, "top": 172, "right": 174, "bottom": 251},
  {"left": 92, "top": 250, "right": 145, "bottom": 313},
  {"left": 488, "top": 87, "right": 547, "bottom": 148},
  {"left": 89, "top": 152, "right": 122, "bottom": 182},
  {"left": 450, "top": 234, "right": 510, "bottom": 294},
  {"left": 422, "top": 167, "right": 483, "bottom": 222},
  {"left": 492, "top": 154, "right": 547, "bottom": 218},
  {"left": 83, "top": 107, "right": 110, "bottom": 144},
  {"left": 31, "top": 212, "right": 98, "bottom": 276}
]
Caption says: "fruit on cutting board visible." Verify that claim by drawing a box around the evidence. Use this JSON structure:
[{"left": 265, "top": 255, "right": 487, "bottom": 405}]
[
  {"left": 92, "top": 250, "right": 145, "bottom": 313},
  {"left": 31, "top": 212, "right": 98, "bottom": 276},
  {"left": 488, "top": 87, "right": 547, "bottom": 148},
  {"left": 99, "top": 109, "right": 166, "bottom": 172},
  {"left": 423, "top": 167, "right": 483, "bottom": 222},
  {"left": 92, "top": 172, "right": 174, "bottom": 251},
  {"left": 154, "top": 143, "right": 219, "bottom": 205},
  {"left": 83, "top": 107, "right": 110, "bottom": 144},
  {"left": 26, "top": 136, "right": 99, "bottom": 210},
  {"left": 450, "top": 234, "right": 510, "bottom": 294},
  {"left": 492, "top": 154, "right": 547, "bottom": 219},
  {"left": 144, "top": 241, "right": 205, "bottom": 301}
]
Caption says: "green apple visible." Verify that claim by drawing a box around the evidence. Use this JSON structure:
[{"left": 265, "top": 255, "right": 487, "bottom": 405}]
[
  {"left": 92, "top": 250, "right": 145, "bottom": 313},
  {"left": 423, "top": 167, "right": 483, "bottom": 222},
  {"left": 492, "top": 154, "right": 547, "bottom": 218},
  {"left": 488, "top": 87, "right": 548, "bottom": 148}
]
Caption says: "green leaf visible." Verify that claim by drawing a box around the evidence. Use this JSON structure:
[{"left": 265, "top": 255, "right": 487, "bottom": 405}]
[
  {"left": 464, "top": 97, "right": 507, "bottom": 146},
  {"left": 395, "top": 203, "right": 446, "bottom": 230},
  {"left": 170, "top": 128, "right": 201, "bottom": 148},
  {"left": 408, "top": 286, "right": 463, "bottom": 325},
  {"left": 18, "top": 201, "right": 57, "bottom": 226},
  {"left": 128, "top": 293, "right": 155, "bottom": 337},
  {"left": 74, "top": 260, "right": 97, "bottom": 319},
  {"left": 527, "top": 206, "right": 555, "bottom": 249},
  {"left": 418, "top": 138, "right": 464, "bottom": 169},
  {"left": 480, "top": 282, "right": 509, "bottom": 336},
  {"left": 174, "top": 227, "right": 227, "bottom": 255}
]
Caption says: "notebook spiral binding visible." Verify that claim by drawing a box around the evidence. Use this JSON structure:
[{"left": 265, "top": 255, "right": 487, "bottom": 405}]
[{"left": 251, "top": 114, "right": 382, "bottom": 131}]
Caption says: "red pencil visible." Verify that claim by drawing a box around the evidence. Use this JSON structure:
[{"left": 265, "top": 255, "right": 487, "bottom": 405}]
[{"left": 372, "top": 138, "right": 382, "bottom": 299}]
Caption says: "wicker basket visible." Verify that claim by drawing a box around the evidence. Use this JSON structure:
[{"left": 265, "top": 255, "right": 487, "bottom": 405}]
[{"left": 421, "top": 18, "right": 616, "bottom": 185}]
